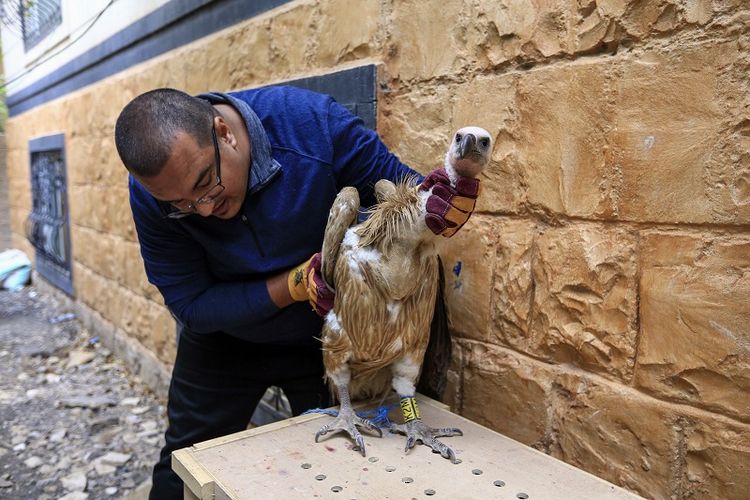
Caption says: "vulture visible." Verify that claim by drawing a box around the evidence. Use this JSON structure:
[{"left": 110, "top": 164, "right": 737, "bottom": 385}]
[{"left": 316, "top": 127, "right": 493, "bottom": 463}]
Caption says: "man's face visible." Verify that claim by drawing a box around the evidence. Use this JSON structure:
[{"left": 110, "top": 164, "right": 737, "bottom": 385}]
[{"left": 137, "top": 117, "right": 249, "bottom": 220}]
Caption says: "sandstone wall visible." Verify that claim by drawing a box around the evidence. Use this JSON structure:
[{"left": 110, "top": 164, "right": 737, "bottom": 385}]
[
  {"left": 0, "top": 133, "right": 9, "bottom": 250},
  {"left": 4, "top": 1, "right": 748, "bottom": 498}
]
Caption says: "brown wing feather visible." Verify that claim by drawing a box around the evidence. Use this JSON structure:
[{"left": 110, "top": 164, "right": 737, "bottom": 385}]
[{"left": 320, "top": 187, "right": 359, "bottom": 286}]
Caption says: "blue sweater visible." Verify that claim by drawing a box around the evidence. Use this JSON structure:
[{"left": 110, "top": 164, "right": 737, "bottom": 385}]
[{"left": 129, "top": 86, "right": 416, "bottom": 345}]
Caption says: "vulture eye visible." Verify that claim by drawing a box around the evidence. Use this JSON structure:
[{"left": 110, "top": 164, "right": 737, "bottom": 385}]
[
  {"left": 480, "top": 138, "right": 489, "bottom": 148},
  {"left": 455, "top": 134, "right": 462, "bottom": 143}
]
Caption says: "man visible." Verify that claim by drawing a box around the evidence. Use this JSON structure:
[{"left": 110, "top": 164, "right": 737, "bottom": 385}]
[{"left": 114, "top": 85, "right": 478, "bottom": 498}]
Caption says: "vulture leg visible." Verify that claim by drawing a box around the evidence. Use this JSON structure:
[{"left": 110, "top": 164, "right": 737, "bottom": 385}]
[
  {"left": 315, "top": 377, "right": 383, "bottom": 457},
  {"left": 389, "top": 358, "right": 463, "bottom": 463}
]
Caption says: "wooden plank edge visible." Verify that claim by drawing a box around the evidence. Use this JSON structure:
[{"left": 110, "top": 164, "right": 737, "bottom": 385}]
[
  {"left": 172, "top": 448, "right": 218, "bottom": 499},
  {"left": 416, "top": 392, "right": 450, "bottom": 411},
  {"left": 190, "top": 411, "right": 328, "bottom": 451}
]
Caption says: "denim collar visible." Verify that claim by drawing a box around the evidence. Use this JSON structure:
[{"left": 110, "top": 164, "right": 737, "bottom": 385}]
[{"left": 197, "top": 91, "right": 281, "bottom": 194}]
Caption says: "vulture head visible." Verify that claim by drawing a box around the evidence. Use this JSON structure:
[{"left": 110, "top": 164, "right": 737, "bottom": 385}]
[{"left": 445, "top": 126, "right": 492, "bottom": 180}]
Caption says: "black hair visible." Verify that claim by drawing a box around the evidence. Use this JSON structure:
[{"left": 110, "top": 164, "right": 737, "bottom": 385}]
[{"left": 114, "top": 88, "right": 216, "bottom": 177}]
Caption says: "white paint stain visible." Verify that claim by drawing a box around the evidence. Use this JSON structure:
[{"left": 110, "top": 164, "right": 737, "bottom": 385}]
[
  {"left": 644, "top": 135, "right": 655, "bottom": 150},
  {"left": 710, "top": 320, "right": 750, "bottom": 353}
]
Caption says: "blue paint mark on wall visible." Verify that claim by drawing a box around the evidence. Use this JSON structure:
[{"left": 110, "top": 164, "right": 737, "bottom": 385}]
[{"left": 452, "top": 261, "right": 463, "bottom": 290}]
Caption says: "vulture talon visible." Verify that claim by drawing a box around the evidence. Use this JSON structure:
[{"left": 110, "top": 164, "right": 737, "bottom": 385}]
[
  {"left": 355, "top": 435, "right": 367, "bottom": 457},
  {"left": 314, "top": 408, "right": 381, "bottom": 456},
  {"left": 405, "top": 435, "right": 416, "bottom": 452},
  {"left": 392, "top": 419, "right": 462, "bottom": 463},
  {"left": 314, "top": 426, "right": 330, "bottom": 443},
  {"left": 437, "top": 427, "right": 463, "bottom": 437},
  {"left": 362, "top": 420, "right": 383, "bottom": 437}
]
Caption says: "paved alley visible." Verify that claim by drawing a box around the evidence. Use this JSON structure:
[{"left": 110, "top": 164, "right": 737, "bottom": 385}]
[{"left": 0, "top": 284, "right": 166, "bottom": 499}]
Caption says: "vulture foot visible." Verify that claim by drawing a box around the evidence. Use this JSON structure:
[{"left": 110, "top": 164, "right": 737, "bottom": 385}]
[
  {"left": 390, "top": 420, "right": 463, "bottom": 463},
  {"left": 315, "top": 408, "right": 383, "bottom": 457}
]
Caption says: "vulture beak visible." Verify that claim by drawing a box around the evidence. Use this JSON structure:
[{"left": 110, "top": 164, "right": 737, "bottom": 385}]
[
  {"left": 458, "top": 133, "right": 481, "bottom": 161},
  {"left": 457, "top": 133, "right": 475, "bottom": 158}
]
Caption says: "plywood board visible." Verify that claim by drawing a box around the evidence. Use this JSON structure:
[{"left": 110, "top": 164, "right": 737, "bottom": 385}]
[{"left": 173, "top": 395, "right": 642, "bottom": 499}]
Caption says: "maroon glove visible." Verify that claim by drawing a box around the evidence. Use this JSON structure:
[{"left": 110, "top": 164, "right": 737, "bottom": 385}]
[
  {"left": 287, "top": 253, "right": 335, "bottom": 317},
  {"left": 419, "top": 168, "right": 481, "bottom": 237}
]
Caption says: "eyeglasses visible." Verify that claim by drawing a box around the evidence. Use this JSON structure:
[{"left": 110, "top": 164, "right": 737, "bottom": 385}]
[{"left": 167, "top": 123, "right": 225, "bottom": 219}]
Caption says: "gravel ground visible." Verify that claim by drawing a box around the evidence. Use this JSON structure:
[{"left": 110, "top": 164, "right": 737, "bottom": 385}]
[{"left": 0, "top": 285, "right": 166, "bottom": 499}]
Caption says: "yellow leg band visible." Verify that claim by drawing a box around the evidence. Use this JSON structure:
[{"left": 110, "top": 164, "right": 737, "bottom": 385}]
[{"left": 400, "top": 397, "right": 421, "bottom": 423}]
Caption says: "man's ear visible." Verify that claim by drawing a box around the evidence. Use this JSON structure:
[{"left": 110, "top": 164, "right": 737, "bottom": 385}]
[{"left": 214, "top": 115, "right": 237, "bottom": 149}]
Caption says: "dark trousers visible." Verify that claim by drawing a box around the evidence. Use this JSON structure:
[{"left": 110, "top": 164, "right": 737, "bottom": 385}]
[{"left": 149, "top": 328, "right": 330, "bottom": 499}]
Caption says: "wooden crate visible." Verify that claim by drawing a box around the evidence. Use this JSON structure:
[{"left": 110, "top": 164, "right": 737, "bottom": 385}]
[{"left": 173, "top": 395, "right": 642, "bottom": 499}]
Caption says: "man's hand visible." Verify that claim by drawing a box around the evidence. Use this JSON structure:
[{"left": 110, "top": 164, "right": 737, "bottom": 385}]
[
  {"left": 420, "top": 168, "right": 481, "bottom": 237},
  {"left": 287, "top": 253, "right": 335, "bottom": 317}
]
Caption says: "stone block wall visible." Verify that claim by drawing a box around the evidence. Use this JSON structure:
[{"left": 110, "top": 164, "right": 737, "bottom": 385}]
[
  {"left": 0, "top": 133, "right": 9, "bottom": 249},
  {"left": 4, "top": 1, "right": 748, "bottom": 498}
]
